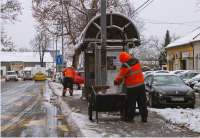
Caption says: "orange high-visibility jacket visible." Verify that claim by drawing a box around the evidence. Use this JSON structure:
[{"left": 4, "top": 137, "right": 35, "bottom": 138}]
[
  {"left": 63, "top": 67, "right": 75, "bottom": 79},
  {"left": 115, "top": 52, "right": 144, "bottom": 88}
]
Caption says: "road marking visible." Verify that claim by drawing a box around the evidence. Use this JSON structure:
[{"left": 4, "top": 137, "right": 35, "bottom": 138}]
[
  {"left": 1, "top": 115, "right": 15, "bottom": 120},
  {"left": 54, "top": 115, "right": 65, "bottom": 120},
  {"left": 23, "top": 119, "right": 46, "bottom": 127},
  {"left": 0, "top": 94, "right": 42, "bottom": 132},
  {"left": 57, "top": 124, "right": 69, "bottom": 132}
]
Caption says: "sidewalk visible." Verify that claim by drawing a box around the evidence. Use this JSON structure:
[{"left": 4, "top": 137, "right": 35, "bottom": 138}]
[{"left": 49, "top": 81, "right": 200, "bottom": 137}]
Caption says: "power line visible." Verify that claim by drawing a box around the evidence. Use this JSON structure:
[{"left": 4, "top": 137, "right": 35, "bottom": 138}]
[
  {"left": 143, "top": 21, "right": 199, "bottom": 26},
  {"left": 142, "top": 19, "right": 200, "bottom": 24},
  {"left": 134, "top": 0, "right": 152, "bottom": 12},
  {"left": 131, "top": 0, "right": 154, "bottom": 18},
  {"left": 135, "top": 0, "right": 154, "bottom": 14}
]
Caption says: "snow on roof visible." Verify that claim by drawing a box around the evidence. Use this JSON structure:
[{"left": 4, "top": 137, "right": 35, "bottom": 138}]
[
  {"left": 0, "top": 52, "right": 53, "bottom": 63},
  {"left": 166, "top": 28, "right": 200, "bottom": 49}
]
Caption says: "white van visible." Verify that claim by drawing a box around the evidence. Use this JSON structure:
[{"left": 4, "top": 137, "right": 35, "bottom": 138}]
[
  {"left": 6, "top": 71, "right": 18, "bottom": 81},
  {"left": 22, "top": 67, "right": 34, "bottom": 80}
]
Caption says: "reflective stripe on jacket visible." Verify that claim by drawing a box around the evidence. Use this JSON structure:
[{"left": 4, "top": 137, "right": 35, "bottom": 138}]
[
  {"left": 63, "top": 67, "right": 75, "bottom": 79},
  {"left": 115, "top": 59, "right": 144, "bottom": 88}
]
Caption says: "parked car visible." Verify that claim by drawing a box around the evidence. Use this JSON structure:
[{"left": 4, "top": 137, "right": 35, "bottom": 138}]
[
  {"left": 178, "top": 70, "right": 199, "bottom": 82},
  {"left": 154, "top": 70, "right": 170, "bottom": 74},
  {"left": 170, "top": 70, "right": 185, "bottom": 75},
  {"left": 5, "top": 71, "right": 18, "bottom": 81},
  {"left": 145, "top": 73, "right": 195, "bottom": 108},
  {"left": 193, "top": 82, "right": 200, "bottom": 93},
  {"left": 33, "top": 72, "right": 46, "bottom": 81},
  {"left": 185, "top": 74, "right": 200, "bottom": 88},
  {"left": 143, "top": 71, "right": 154, "bottom": 77}
]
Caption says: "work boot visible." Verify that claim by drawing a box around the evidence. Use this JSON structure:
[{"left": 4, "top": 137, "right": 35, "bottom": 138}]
[
  {"left": 69, "top": 90, "right": 73, "bottom": 96},
  {"left": 62, "top": 92, "right": 65, "bottom": 97},
  {"left": 141, "top": 118, "right": 147, "bottom": 123}
]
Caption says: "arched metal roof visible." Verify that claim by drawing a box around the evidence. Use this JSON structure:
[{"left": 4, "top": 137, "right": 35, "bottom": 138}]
[{"left": 76, "top": 12, "right": 140, "bottom": 49}]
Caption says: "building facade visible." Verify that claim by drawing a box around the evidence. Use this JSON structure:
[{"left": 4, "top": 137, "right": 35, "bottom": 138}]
[
  {"left": 166, "top": 44, "right": 194, "bottom": 70},
  {"left": 166, "top": 29, "right": 200, "bottom": 71},
  {"left": 0, "top": 52, "right": 53, "bottom": 72},
  {"left": 193, "top": 41, "right": 200, "bottom": 70}
]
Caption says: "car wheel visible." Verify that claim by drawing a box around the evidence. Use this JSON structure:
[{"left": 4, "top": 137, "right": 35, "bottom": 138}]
[{"left": 188, "top": 104, "right": 195, "bottom": 109}]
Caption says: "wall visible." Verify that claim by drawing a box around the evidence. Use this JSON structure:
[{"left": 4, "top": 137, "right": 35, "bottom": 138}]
[
  {"left": 193, "top": 41, "right": 200, "bottom": 70},
  {"left": 166, "top": 44, "right": 193, "bottom": 70}
]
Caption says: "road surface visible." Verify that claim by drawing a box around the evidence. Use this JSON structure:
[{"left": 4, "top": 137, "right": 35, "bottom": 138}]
[{"left": 1, "top": 80, "right": 76, "bottom": 137}]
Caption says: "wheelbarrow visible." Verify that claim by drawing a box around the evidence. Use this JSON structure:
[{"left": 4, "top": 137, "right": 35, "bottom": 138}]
[{"left": 88, "top": 85, "right": 126, "bottom": 123}]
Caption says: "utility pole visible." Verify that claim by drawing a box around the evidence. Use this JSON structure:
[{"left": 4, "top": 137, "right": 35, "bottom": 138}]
[
  {"left": 61, "top": 0, "right": 64, "bottom": 67},
  {"left": 101, "top": 0, "right": 107, "bottom": 85},
  {"left": 55, "top": 34, "right": 58, "bottom": 72}
]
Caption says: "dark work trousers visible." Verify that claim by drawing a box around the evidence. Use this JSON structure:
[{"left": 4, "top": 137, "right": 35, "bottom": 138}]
[{"left": 125, "top": 84, "right": 148, "bottom": 121}]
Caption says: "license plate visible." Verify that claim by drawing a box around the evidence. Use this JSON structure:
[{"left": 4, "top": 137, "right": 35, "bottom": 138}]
[{"left": 171, "top": 97, "right": 184, "bottom": 102}]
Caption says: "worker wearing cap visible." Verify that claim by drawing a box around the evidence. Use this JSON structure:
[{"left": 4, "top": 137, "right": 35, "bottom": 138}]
[{"left": 114, "top": 51, "right": 148, "bottom": 122}]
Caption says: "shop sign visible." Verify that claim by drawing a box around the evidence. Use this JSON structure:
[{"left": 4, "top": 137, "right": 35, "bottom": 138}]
[{"left": 182, "top": 52, "right": 190, "bottom": 58}]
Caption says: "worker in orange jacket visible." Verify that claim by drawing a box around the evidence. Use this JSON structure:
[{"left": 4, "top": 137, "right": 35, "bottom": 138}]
[
  {"left": 62, "top": 66, "right": 75, "bottom": 96},
  {"left": 114, "top": 52, "right": 148, "bottom": 122}
]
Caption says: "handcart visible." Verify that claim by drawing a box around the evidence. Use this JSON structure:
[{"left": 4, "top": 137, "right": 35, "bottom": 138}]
[{"left": 88, "top": 86, "right": 126, "bottom": 122}]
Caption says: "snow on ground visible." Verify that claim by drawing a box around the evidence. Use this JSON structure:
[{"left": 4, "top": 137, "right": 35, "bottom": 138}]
[
  {"left": 49, "top": 81, "right": 121, "bottom": 137},
  {"left": 50, "top": 81, "right": 200, "bottom": 135},
  {"left": 49, "top": 81, "right": 82, "bottom": 97},
  {"left": 149, "top": 108, "right": 200, "bottom": 133}
]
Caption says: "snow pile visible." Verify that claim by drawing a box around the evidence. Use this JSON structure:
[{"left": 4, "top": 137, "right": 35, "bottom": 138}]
[
  {"left": 49, "top": 81, "right": 120, "bottom": 137},
  {"left": 49, "top": 82, "right": 82, "bottom": 97},
  {"left": 50, "top": 82, "right": 126, "bottom": 136},
  {"left": 150, "top": 108, "right": 200, "bottom": 133},
  {"left": 70, "top": 112, "right": 101, "bottom": 137}
]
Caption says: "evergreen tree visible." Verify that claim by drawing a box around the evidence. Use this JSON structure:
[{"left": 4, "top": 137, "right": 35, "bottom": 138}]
[{"left": 159, "top": 30, "right": 171, "bottom": 67}]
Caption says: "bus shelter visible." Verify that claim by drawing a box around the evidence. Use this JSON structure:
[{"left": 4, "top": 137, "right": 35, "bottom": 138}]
[{"left": 73, "top": 13, "right": 140, "bottom": 97}]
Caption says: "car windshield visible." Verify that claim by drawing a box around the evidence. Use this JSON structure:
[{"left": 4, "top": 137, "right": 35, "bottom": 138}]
[
  {"left": 7, "top": 72, "right": 16, "bottom": 75},
  {"left": 174, "top": 71, "right": 184, "bottom": 74},
  {"left": 191, "top": 74, "right": 200, "bottom": 80},
  {"left": 153, "top": 75, "right": 185, "bottom": 85},
  {"left": 180, "top": 72, "right": 199, "bottom": 79}
]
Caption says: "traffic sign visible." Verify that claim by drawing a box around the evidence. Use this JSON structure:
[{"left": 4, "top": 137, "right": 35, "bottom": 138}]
[{"left": 56, "top": 55, "right": 63, "bottom": 65}]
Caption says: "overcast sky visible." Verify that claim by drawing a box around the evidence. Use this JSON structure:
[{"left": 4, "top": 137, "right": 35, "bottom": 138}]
[{"left": 4, "top": 0, "right": 200, "bottom": 49}]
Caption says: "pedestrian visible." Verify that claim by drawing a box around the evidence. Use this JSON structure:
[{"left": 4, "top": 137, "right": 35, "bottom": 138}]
[
  {"left": 62, "top": 66, "right": 75, "bottom": 96},
  {"left": 114, "top": 51, "right": 148, "bottom": 122}
]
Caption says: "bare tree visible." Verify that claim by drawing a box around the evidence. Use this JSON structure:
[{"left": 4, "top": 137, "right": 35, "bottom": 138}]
[
  {"left": 1, "top": 0, "right": 22, "bottom": 51},
  {"left": 133, "top": 36, "right": 161, "bottom": 68},
  {"left": 31, "top": 30, "right": 50, "bottom": 67},
  {"left": 1, "top": 0, "right": 22, "bottom": 23},
  {"left": 32, "top": 0, "right": 137, "bottom": 48},
  {"left": 1, "top": 29, "right": 16, "bottom": 51}
]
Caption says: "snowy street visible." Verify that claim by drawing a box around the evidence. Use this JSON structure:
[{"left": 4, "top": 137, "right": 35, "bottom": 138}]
[
  {"left": 49, "top": 81, "right": 200, "bottom": 137},
  {"left": 1, "top": 0, "right": 200, "bottom": 137},
  {"left": 1, "top": 81, "right": 76, "bottom": 137}
]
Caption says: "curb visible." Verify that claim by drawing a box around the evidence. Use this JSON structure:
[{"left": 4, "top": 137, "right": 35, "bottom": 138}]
[{"left": 48, "top": 81, "right": 84, "bottom": 137}]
